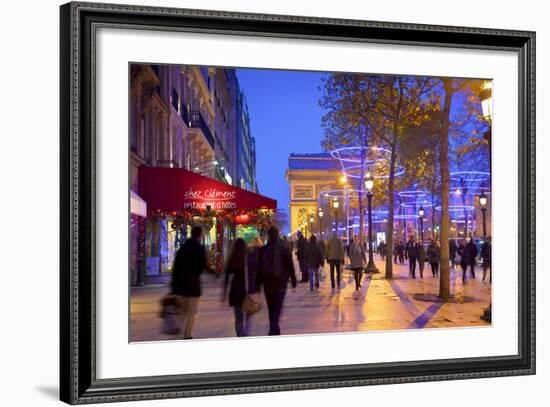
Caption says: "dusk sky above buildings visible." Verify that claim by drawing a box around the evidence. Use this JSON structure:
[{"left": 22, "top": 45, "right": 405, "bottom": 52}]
[{"left": 236, "top": 68, "right": 328, "bottom": 231}]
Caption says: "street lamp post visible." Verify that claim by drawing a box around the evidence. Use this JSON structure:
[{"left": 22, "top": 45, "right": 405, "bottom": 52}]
[
  {"left": 479, "top": 191, "right": 488, "bottom": 238},
  {"left": 364, "top": 172, "right": 379, "bottom": 273},
  {"left": 309, "top": 216, "right": 315, "bottom": 238},
  {"left": 332, "top": 199, "right": 340, "bottom": 237},
  {"left": 418, "top": 205, "right": 425, "bottom": 242}
]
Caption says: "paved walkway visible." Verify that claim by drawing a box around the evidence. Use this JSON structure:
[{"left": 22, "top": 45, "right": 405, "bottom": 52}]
[{"left": 130, "top": 256, "right": 491, "bottom": 342}]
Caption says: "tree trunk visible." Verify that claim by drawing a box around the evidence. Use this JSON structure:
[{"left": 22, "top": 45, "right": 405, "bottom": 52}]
[
  {"left": 439, "top": 80, "right": 453, "bottom": 300},
  {"left": 385, "top": 142, "right": 397, "bottom": 278}
]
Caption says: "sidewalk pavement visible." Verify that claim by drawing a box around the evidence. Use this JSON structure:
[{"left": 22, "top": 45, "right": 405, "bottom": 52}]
[{"left": 130, "top": 256, "right": 491, "bottom": 342}]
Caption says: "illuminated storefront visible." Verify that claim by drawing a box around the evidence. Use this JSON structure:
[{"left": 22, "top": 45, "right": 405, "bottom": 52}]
[{"left": 135, "top": 167, "right": 276, "bottom": 284}]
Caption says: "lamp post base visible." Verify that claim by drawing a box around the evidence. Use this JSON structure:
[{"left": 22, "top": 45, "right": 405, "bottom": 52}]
[{"left": 364, "top": 260, "right": 379, "bottom": 274}]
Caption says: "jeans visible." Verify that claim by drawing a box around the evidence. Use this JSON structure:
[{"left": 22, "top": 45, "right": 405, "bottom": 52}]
[
  {"left": 175, "top": 296, "right": 200, "bottom": 339},
  {"left": 430, "top": 262, "right": 439, "bottom": 276},
  {"left": 328, "top": 259, "right": 341, "bottom": 288},
  {"left": 265, "top": 290, "right": 286, "bottom": 335},
  {"left": 308, "top": 267, "right": 320, "bottom": 290},
  {"left": 409, "top": 256, "right": 417, "bottom": 277},
  {"left": 233, "top": 306, "right": 250, "bottom": 337}
]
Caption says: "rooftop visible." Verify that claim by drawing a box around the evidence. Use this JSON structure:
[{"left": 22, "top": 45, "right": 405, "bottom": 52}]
[{"left": 288, "top": 152, "right": 340, "bottom": 170}]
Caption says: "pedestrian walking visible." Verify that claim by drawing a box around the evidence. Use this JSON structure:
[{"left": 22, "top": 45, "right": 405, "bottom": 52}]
[
  {"left": 449, "top": 239, "right": 458, "bottom": 268},
  {"left": 348, "top": 235, "right": 366, "bottom": 291},
  {"left": 396, "top": 239, "right": 405, "bottom": 264},
  {"left": 464, "top": 237, "right": 478, "bottom": 279},
  {"left": 481, "top": 236, "right": 492, "bottom": 283},
  {"left": 457, "top": 239, "right": 468, "bottom": 283},
  {"left": 405, "top": 235, "right": 418, "bottom": 278},
  {"left": 305, "top": 235, "right": 323, "bottom": 291},
  {"left": 317, "top": 237, "right": 327, "bottom": 282},
  {"left": 296, "top": 232, "right": 308, "bottom": 283},
  {"left": 416, "top": 240, "right": 426, "bottom": 278},
  {"left": 427, "top": 239, "right": 440, "bottom": 277},
  {"left": 378, "top": 241, "right": 386, "bottom": 261},
  {"left": 326, "top": 233, "right": 345, "bottom": 289},
  {"left": 256, "top": 226, "right": 297, "bottom": 336},
  {"left": 170, "top": 225, "right": 208, "bottom": 340},
  {"left": 223, "top": 238, "right": 249, "bottom": 336}
]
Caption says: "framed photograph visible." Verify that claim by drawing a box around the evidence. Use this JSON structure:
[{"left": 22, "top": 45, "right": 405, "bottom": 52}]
[{"left": 60, "top": 1, "right": 535, "bottom": 404}]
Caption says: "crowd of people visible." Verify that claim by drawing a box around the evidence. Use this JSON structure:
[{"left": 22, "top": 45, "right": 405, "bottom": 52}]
[{"left": 167, "top": 224, "right": 492, "bottom": 340}]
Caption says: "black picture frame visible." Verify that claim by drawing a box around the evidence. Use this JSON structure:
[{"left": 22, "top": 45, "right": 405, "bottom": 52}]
[{"left": 60, "top": 2, "right": 536, "bottom": 404}]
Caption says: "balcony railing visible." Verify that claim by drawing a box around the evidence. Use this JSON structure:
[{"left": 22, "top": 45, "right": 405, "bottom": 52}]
[{"left": 188, "top": 110, "right": 215, "bottom": 150}]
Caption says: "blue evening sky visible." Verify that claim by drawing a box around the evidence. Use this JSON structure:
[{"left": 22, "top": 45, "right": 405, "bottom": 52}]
[{"left": 236, "top": 68, "right": 328, "bottom": 231}]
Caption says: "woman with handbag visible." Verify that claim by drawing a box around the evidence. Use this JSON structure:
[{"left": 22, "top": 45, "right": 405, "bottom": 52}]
[
  {"left": 348, "top": 235, "right": 366, "bottom": 293},
  {"left": 223, "top": 237, "right": 262, "bottom": 337}
]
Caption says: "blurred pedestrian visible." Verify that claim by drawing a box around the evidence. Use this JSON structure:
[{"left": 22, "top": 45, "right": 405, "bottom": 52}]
[
  {"left": 326, "top": 233, "right": 345, "bottom": 289},
  {"left": 378, "top": 241, "right": 386, "bottom": 261},
  {"left": 296, "top": 231, "right": 308, "bottom": 283},
  {"left": 449, "top": 239, "right": 458, "bottom": 268},
  {"left": 427, "top": 239, "right": 440, "bottom": 277},
  {"left": 481, "top": 236, "right": 492, "bottom": 283},
  {"left": 223, "top": 238, "right": 249, "bottom": 336},
  {"left": 405, "top": 235, "right": 418, "bottom": 278},
  {"left": 416, "top": 239, "right": 426, "bottom": 278},
  {"left": 457, "top": 239, "right": 468, "bottom": 283},
  {"left": 171, "top": 226, "right": 208, "bottom": 340},
  {"left": 305, "top": 235, "right": 323, "bottom": 291},
  {"left": 465, "top": 237, "right": 478, "bottom": 280},
  {"left": 348, "top": 235, "right": 366, "bottom": 291},
  {"left": 317, "top": 236, "right": 327, "bottom": 282},
  {"left": 257, "top": 226, "right": 297, "bottom": 335}
]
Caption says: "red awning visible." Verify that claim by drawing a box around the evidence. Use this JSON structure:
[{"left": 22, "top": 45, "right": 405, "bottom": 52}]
[{"left": 138, "top": 167, "right": 276, "bottom": 216}]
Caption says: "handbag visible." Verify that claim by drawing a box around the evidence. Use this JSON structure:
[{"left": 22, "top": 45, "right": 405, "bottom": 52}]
[
  {"left": 241, "top": 252, "right": 262, "bottom": 316},
  {"left": 160, "top": 294, "right": 180, "bottom": 335}
]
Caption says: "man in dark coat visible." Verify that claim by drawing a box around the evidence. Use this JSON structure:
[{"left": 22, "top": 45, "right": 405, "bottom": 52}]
[
  {"left": 257, "top": 226, "right": 297, "bottom": 335},
  {"left": 464, "top": 238, "right": 479, "bottom": 280},
  {"left": 305, "top": 235, "right": 323, "bottom": 291},
  {"left": 296, "top": 232, "right": 308, "bottom": 283},
  {"left": 416, "top": 240, "right": 426, "bottom": 278},
  {"left": 405, "top": 235, "right": 418, "bottom": 278},
  {"left": 171, "top": 225, "right": 207, "bottom": 339},
  {"left": 449, "top": 239, "right": 458, "bottom": 268}
]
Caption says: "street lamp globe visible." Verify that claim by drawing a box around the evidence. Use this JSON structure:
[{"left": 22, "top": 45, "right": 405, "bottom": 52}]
[
  {"left": 309, "top": 216, "right": 314, "bottom": 224},
  {"left": 332, "top": 199, "right": 339, "bottom": 209},
  {"left": 318, "top": 209, "right": 324, "bottom": 218},
  {"left": 418, "top": 205, "right": 425, "bottom": 218},
  {"left": 479, "top": 191, "right": 488, "bottom": 208},
  {"left": 340, "top": 174, "right": 347, "bottom": 184},
  {"left": 364, "top": 172, "right": 374, "bottom": 193}
]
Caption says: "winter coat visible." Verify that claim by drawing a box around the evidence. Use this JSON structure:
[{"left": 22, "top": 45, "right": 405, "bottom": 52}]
[
  {"left": 224, "top": 248, "right": 260, "bottom": 307},
  {"left": 427, "top": 244, "right": 440, "bottom": 264},
  {"left": 449, "top": 240, "right": 458, "bottom": 256},
  {"left": 305, "top": 241, "right": 324, "bottom": 269},
  {"left": 296, "top": 237, "right": 307, "bottom": 260},
  {"left": 405, "top": 241, "right": 418, "bottom": 258},
  {"left": 171, "top": 238, "right": 207, "bottom": 297},
  {"left": 464, "top": 241, "right": 478, "bottom": 263},
  {"left": 348, "top": 242, "right": 366, "bottom": 270},
  {"left": 481, "top": 242, "right": 491, "bottom": 263},
  {"left": 257, "top": 241, "right": 297, "bottom": 293},
  {"left": 326, "top": 237, "right": 345, "bottom": 261}
]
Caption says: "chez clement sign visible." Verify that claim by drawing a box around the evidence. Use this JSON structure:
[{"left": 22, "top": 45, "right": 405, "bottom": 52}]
[{"left": 138, "top": 167, "right": 276, "bottom": 215}]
